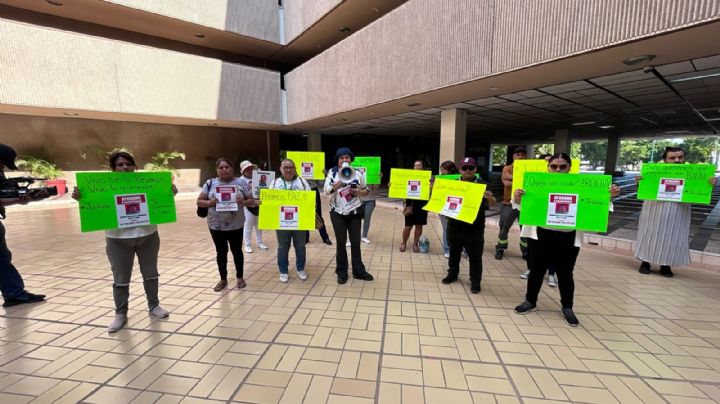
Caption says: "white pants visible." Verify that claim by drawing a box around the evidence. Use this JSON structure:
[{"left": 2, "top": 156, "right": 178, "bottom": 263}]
[{"left": 243, "top": 208, "right": 263, "bottom": 246}]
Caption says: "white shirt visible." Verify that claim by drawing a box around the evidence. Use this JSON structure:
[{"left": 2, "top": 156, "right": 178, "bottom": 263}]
[{"left": 270, "top": 176, "right": 311, "bottom": 191}]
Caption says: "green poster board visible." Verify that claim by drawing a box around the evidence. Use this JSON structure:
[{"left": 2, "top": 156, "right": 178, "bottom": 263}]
[
  {"left": 512, "top": 159, "right": 580, "bottom": 197},
  {"left": 351, "top": 156, "right": 381, "bottom": 184},
  {"left": 637, "top": 163, "right": 715, "bottom": 204},
  {"left": 76, "top": 171, "right": 176, "bottom": 232},
  {"left": 388, "top": 168, "right": 432, "bottom": 200},
  {"left": 435, "top": 174, "right": 480, "bottom": 180},
  {"left": 518, "top": 172, "right": 612, "bottom": 232},
  {"left": 423, "top": 178, "right": 486, "bottom": 224},
  {"left": 257, "top": 189, "right": 315, "bottom": 230},
  {"left": 286, "top": 151, "right": 326, "bottom": 180}
]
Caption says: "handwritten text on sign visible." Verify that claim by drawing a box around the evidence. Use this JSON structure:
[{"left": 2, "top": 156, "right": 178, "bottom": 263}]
[
  {"left": 258, "top": 189, "right": 315, "bottom": 230},
  {"left": 423, "top": 178, "right": 486, "bottom": 224},
  {"left": 637, "top": 163, "right": 715, "bottom": 204}
]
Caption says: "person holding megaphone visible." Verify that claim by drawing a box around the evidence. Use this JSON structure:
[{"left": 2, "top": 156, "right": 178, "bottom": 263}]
[{"left": 324, "top": 147, "right": 374, "bottom": 284}]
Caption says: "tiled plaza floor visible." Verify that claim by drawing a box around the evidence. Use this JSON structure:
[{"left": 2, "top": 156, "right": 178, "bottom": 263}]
[{"left": 2, "top": 198, "right": 720, "bottom": 403}]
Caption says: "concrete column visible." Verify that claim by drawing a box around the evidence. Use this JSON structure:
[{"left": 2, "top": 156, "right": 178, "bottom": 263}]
[
  {"left": 554, "top": 129, "right": 572, "bottom": 154},
  {"left": 439, "top": 109, "right": 467, "bottom": 168},
  {"left": 307, "top": 133, "right": 322, "bottom": 151},
  {"left": 604, "top": 134, "right": 620, "bottom": 176}
]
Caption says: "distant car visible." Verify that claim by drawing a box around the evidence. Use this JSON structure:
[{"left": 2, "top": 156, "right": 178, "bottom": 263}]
[{"left": 595, "top": 166, "right": 604, "bottom": 171}]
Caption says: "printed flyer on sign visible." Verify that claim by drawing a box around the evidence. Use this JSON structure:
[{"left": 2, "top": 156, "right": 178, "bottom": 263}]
[
  {"left": 279, "top": 206, "right": 299, "bottom": 229},
  {"left": 286, "top": 151, "right": 325, "bottom": 180},
  {"left": 546, "top": 193, "right": 578, "bottom": 227},
  {"left": 423, "top": 178, "right": 486, "bottom": 224},
  {"left": 657, "top": 178, "right": 684, "bottom": 201},
  {"left": 115, "top": 194, "right": 151, "bottom": 228},
  {"left": 214, "top": 185, "right": 238, "bottom": 212},
  {"left": 388, "top": 168, "right": 431, "bottom": 200},
  {"left": 252, "top": 170, "right": 274, "bottom": 199},
  {"left": 407, "top": 180, "right": 421, "bottom": 198},
  {"left": 351, "top": 156, "right": 381, "bottom": 184},
  {"left": 336, "top": 186, "right": 362, "bottom": 214},
  {"left": 440, "top": 196, "right": 463, "bottom": 219}
]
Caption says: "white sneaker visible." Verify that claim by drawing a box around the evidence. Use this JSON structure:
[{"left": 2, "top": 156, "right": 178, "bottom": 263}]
[
  {"left": 520, "top": 270, "right": 530, "bottom": 279},
  {"left": 443, "top": 252, "right": 450, "bottom": 258},
  {"left": 245, "top": 246, "right": 253, "bottom": 253},
  {"left": 108, "top": 314, "right": 127, "bottom": 333},
  {"left": 150, "top": 305, "right": 169, "bottom": 318},
  {"left": 346, "top": 241, "right": 351, "bottom": 247},
  {"left": 361, "top": 238, "right": 371, "bottom": 244},
  {"left": 279, "top": 273, "right": 289, "bottom": 283},
  {"left": 297, "top": 271, "right": 308, "bottom": 281},
  {"left": 547, "top": 274, "right": 557, "bottom": 287},
  {"left": 258, "top": 242, "right": 268, "bottom": 250}
]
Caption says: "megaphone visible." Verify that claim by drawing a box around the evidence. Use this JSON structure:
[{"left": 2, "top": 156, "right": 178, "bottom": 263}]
[{"left": 338, "top": 162, "right": 356, "bottom": 184}]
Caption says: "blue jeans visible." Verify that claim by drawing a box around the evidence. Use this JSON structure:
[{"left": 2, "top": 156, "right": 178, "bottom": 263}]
[
  {"left": 276, "top": 230, "right": 306, "bottom": 274},
  {"left": 361, "top": 200, "right": 376, "bottom": 238},
  {"left": 438, "top": 214, "right": 449, "bottom": 254},
  {"left": 0, "top": 221, "right": 27, "bottom": 300}
]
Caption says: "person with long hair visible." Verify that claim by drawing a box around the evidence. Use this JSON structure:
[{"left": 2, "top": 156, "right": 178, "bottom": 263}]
[
  {"left": 513, "top": 153, "right": 620, "bottom": 326},
  {"left": 197, "top": 158, "right": 256, "bottom": 291},
  {"left": 400, "top": 160, "right": 429, "bottom": 252},
  {"left": 635, "top": 146, "right": 717, "bottom": 277},
  {"left": 72, "top": 150, "right": 177, "bottom": 333}
]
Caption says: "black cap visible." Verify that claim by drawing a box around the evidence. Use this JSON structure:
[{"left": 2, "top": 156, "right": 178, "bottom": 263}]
[
  {"left": 513, "top": 146, "right": 527, "bottom": 154},
  {"left": 0, "top": 144, "right": 18, "bottom": 170},
  {"left": 333, "top": 147, "right": 355, "bottom": 162}
]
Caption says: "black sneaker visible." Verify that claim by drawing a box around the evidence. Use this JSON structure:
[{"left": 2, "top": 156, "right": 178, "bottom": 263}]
[
  {"left": 638, "top": 261, "right": 651, "bottom": 274},
  {"left": 660, "top": 266, "right": 674, "bottom": 278},
  {"left": 441, "top": 274, "right": 458, "bottom": 284},
  {"left": 337, "top": 274, "right": 348, "bottom": 284},
  {"left": 514, "top": 300, "right": 536, "bottom": 314},
  {"left": 521, "top": 253, "right": 528, "bottom": 261},
  {"left": 494, "top": 250, "right": 503, "bottom": 260},
  {"left": 561, "top": 308, "right": 579, "bottom": 327},
  {"left": 470, "top": 280, "right": 481, "bottom": 294},
  {"left": 2, "top": 292, "right": 46, "bottom": 308},
  {"left": 323, "top": 239, "right": 333, "bottom": 245},
  {"left": 352, "top": 272, "right": 374, "bottom": 281}
]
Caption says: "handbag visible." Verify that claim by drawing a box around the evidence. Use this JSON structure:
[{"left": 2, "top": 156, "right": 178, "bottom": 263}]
[{"left": 196, "top": 179, "right": 213, "bottom": 218}]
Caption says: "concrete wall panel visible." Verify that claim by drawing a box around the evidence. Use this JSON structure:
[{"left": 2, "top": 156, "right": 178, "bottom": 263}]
[{"left": 283, "top": 0, "right": 341, "bottom": 43}]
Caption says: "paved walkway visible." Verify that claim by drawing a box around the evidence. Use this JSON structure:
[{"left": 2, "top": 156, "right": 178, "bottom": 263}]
[{"left": 2, "top": 199, "right": 720, "bottom": 403}]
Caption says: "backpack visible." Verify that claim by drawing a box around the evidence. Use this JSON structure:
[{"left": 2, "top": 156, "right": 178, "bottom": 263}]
[{"left": 196, "top": 178, "right": 213, "bottom": 218}]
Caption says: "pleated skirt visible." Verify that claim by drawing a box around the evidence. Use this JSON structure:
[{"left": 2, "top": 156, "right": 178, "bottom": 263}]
[{"left": 634, "top": 200, "right": 691, "bottom": 266}]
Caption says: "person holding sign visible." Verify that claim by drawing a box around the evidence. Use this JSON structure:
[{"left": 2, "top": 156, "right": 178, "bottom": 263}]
[
  {"left": 270, "top": 159, "right": 311, "bottom": 283},
  {"left": 438, "top": 161, "right": 459, "bottom": 258},
  {"left": 400, "top": 160, "right": 430, "bottom": 253},
  {"left": 240, "top": 160, "right": 269, "bottom": 253},
  {"left": 440, "top": 157, "right": 495, "bottom": 294},
  {"left": 197, "top": 158, "right": 256, "bottom": 292},
  {"left": 324, "top": 147, "right": 374, "bottom": 284},
  {"left": 72, "top": 150, "right": 177, "bottom": 333},
  {"left": 495, "top": 146, "right": 528, "bottom": 261},
  {"left": 513, "top": 153, "right": 620, "bottom": 327},
  {"left": 634, "top": 147, "right": 717, "bottom": 277}
]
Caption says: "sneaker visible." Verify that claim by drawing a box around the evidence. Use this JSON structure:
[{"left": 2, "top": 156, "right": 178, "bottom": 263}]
[
  {"left": 108, "top": 314, "right": 127, "bottom": 333},
  {"left": 297, "top": 271, "right": 308, "bottom": 281},
  {"left": 352, "top": 271, "right": 374, "bottom": 281},
  {"left": 279, "top": 273, "right": 289, "bottom": 283},
  {"left": 441, "top": 274, "right": 458, "bottom": 284},
  {"left": 337, "top": 274, "right": 348, "bottom": 284},
  {"left": 443, "top": 252, "right": 450, "bottom": 258},
  {"left": 547, "top": 274, "right": 557, "bottom": 287},
  {"left": 638, "top": 261, "right": 651, "bottom": 274},
  {"left": 213, "top": 279, "right": 227, "bottom": 292},
  {"left": 470, "top": 279, "right": 481, "bottom": 294},
  {"left": 150, "top": 305, "right": 169, "bottom": 318},
  {"left": 520, "top": 270, "right": 530, "bottom": 279},
  {"left": 236, "top": 278, "right": 246, "bottom": 289},
  {"left": 660, "top": 265, "right": 674, "bottom": 278},
  {"left": 323, "top": 239, "right": 333, "bottom": 245},
  {"left": 561, "top": 308, "right": 579, "bottom": 327},
  {"left": 245, "top": 246, "right": 253, "bottom": 253},
  {"left": 494, "top": 250, "right": 503, "bottom": 260},
  {"left": 346, "top": 241, "right": 351, "bottom": 247},
  {"left": 258, "top": 242, "right": 269, "bottom": 250},
  {"left": 514, "top": 300, "right": 536, "bottom": 314},
  {"left": 2, "top": 292, "right": 46, "bottom": 307},
  {"left": 361, "top": 238, "right": 371, "bottom": 244}
]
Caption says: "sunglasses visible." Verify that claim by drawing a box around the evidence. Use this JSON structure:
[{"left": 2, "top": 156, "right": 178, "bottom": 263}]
[
  {"left": 549, "top": 164, "right": 569, "bottom": 170},
  {"left": 460, "top": 165, "right": 476, "bottom": 171}
]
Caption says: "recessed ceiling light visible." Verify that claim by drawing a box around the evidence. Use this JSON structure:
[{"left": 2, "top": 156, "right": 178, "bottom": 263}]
[
  {"left": 407, "top": 102, "right": 421, "bottom": 107},
  {"left": 622, "top": 54, "right": 655, "bottom": 66},
  {"left": 571, "top": 121, "right": 596, "bottom": 126},
  {"left": 194, "top": 33, "right": 206, "bottom": 38},
  {"left": 339, "top": 26, "right": 351, "bottom": 33},
  {"left": 599, "top": 125, "right": 614, "bottom": 129},
  {"left": 63, "top": 112, "right": 79, "bottom": 116},
  {"left": 371, "top": 7, "right": 380, "bottom": 12},
  {"left": 46, "top": 0, "right": 63, "bottom": 5}
]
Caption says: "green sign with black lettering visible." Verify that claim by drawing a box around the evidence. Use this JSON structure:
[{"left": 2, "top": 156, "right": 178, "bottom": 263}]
[
  {"left": 637, "top": 163, "right": 715, "bottom": 204},
  {"left": 518, "top": 173, "right": 612, "bottom": 232},
  {"left": 76, "top": 171, "right": 176, "bottom": 232}
]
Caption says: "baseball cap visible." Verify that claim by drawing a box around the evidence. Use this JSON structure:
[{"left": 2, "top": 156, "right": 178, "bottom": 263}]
[
  {"left": 513, "top": 146, "right": 528, "bottom": 154},
  {"left": 0, "top": 144, "right": 18, "bottom": 170},
  {"left": 458, "top": 157, "right": 476, "bottom": 167}
]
